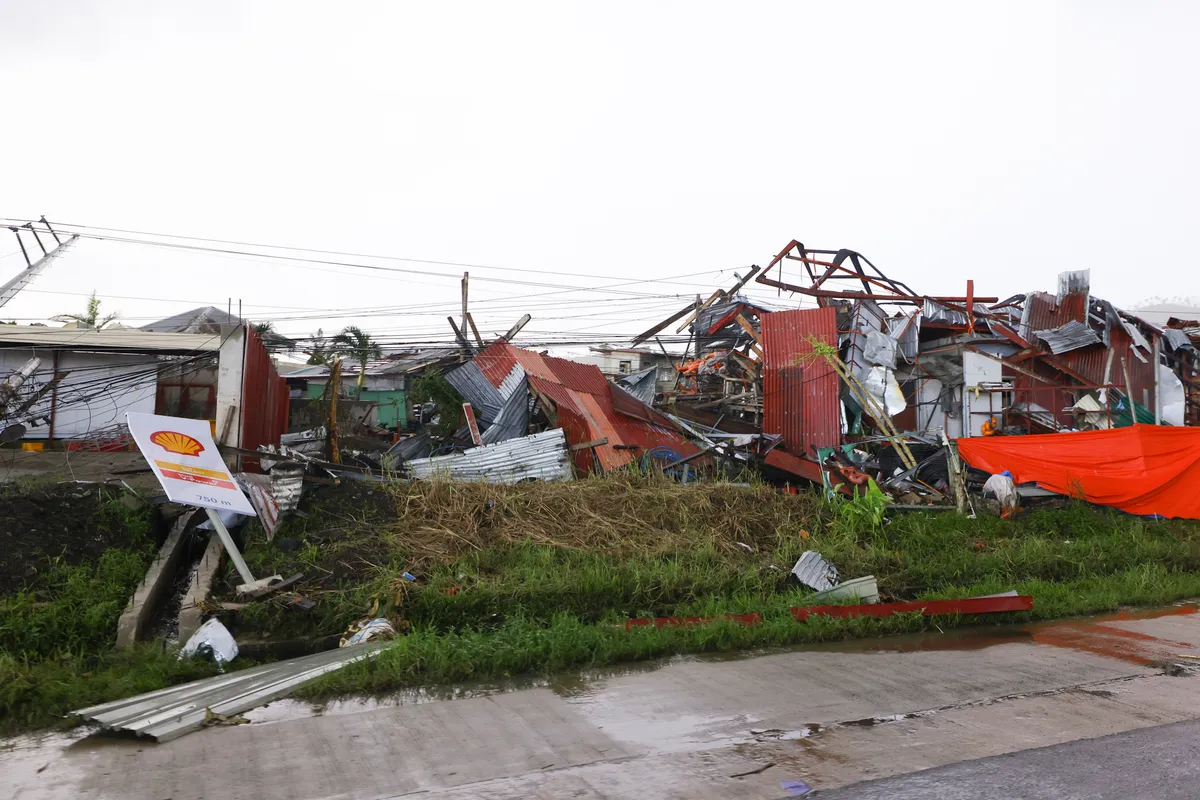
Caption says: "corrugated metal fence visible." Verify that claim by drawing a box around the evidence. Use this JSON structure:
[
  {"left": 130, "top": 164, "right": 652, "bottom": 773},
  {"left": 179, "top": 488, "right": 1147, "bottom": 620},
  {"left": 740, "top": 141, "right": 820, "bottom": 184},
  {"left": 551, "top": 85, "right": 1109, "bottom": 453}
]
[
  {"left": 240, "top": 326, "right": 288, "bottom": 472},
  {"left": 761, "top": 307, "right": 840, "bottom": 459}
]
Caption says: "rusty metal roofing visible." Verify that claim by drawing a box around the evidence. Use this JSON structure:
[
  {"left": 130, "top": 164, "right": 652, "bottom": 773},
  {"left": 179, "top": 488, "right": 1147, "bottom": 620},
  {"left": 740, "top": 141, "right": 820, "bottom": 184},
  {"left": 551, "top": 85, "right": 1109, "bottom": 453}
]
[
  {"left": 470, "top": 341, "right": 695, "bottom": 475},
  {"left": 1033, "top": 320, "right": 1102, "bottom": 354},
  {"left": 761, "top": 307, "right": 840, "bottom": 459},
  {"left": 1020, "top": 291, "right": 1089, "bottom": 342}
]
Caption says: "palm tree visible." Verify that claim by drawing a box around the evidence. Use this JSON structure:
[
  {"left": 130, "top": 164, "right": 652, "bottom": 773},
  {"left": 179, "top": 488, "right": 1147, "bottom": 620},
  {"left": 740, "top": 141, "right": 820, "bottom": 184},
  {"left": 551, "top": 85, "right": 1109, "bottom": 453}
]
[
  {"left": 331, "top": 325, "right": 382, "bottom": 399},
  {"left": 52, "top": 292, "right": 118, "bottom": 329},
  {"left": 306, "top": 329, "right": 332, "bottom": 366},
  {"left": 252, "top": 320, "right": 296, "bottom": 352}
]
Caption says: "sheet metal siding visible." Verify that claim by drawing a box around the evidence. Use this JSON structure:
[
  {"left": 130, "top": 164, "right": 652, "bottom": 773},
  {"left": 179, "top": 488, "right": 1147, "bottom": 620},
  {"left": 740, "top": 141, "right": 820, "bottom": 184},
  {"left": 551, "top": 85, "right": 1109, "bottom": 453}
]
[
  {"left": 761, "top": 307, "right": 840, "bottom": 458},
  {"left": 1033, "top": 320, "right": 1101, "bottom": 354},
  {"left": 240, "top": 326, "right": 288, "bottom": 472},
  {"left": 445, "top": 361, "right": 504, "bottom": 422},
  {"left": 479, "top": 378, "right": 530, "bottom": 444},
  {"left": 406, "top": 428, "right": 572, "bottom": 483},
  {"left": 1020, "top": 292, "right": 1088, "bottom": 341}
]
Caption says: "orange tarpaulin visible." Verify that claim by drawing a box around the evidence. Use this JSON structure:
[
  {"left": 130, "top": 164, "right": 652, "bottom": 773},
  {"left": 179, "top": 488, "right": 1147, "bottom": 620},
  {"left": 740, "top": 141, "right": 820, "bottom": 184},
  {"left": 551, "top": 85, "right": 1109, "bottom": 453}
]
[{"left": 957, "top": 425, "right": 1200, "bottom": 520}]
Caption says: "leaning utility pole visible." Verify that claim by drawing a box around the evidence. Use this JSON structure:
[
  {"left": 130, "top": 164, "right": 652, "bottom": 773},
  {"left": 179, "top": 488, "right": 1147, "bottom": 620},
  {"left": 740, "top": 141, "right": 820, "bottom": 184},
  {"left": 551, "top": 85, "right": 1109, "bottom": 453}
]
[{"left": 0, "top": 219, "right": 78, "bottom": 309}]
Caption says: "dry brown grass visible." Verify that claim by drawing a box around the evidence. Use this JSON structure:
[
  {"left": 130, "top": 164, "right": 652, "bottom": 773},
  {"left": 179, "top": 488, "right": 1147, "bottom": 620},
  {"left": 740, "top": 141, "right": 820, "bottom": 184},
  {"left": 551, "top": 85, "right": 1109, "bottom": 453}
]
[{"left": 372, "top": 474, "right": 824, "bottom": 568}]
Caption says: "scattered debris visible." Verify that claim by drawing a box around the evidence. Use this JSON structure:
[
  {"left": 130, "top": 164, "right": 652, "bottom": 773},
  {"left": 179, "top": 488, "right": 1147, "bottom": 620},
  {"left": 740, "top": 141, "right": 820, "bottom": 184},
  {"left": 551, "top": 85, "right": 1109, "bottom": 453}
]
[
  {"left": 780, "top": 779, "right": 812, "bottom": 796},
  {"left": 340, "top": 617, "right": 397, "bottom": 647},
  {"left": 791, "top": 551, "right": 839, "bottom": 592},
  {"left": 808, "top": 575, "right": 880, "bottom": 605},
  {"left": 179, "top": 618, "right": 239, "bottom": 668},
  {"left": 729, "top": 762, "right": 775, "bottom": 778}
]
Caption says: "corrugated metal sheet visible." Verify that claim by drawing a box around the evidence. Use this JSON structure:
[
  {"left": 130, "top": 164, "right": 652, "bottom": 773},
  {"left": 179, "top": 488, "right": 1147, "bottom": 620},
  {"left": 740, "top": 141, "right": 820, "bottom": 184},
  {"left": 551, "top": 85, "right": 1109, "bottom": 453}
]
[
  {"left": 445, "top": 361, "right": 505, "bottom": 423},
  {"left": 270, "top": 466, "right": 305, "bottom": 512},
  {"left": 406, "top": 428, "right": 571, "bottom": 483},
  {"left": 72, "top": 643, "right": 387, "bottom": 742},
  {"left": 1162, "top": 328, "right": 1194, "bottom": 352},
  {"left": 470, "top": 341, "right": 696, "bottom": 475},
  {"left": 240, "top": 326, "right": 288, "bottom": 472},
  {"left": 1033, "top": 320, "right": 1102, "bottom": 354},
  {"left": 846, "top": 299, "right": 885, "bottom": 380},
  {"left": 922, "top": 299, "right": 992, "bottom": 327},
  {"left": 479, "top": 377, "right": 530, "bottom": 445},
  {"left": 616, "top": 366, "right": 658, "bottom": 405},
  {"left": 1057, "top": 269, "right": 1091, "bottom": 303},
  {"left": 1020, "top": 291, "right": 1089, "bottom": 342},
  {"left": 498, "top": 363, "right": 526, "bottom": 398},
  {"left": 887, "top": 311, "right": 921, "bottom": 361},
  {"left": 761, "top": 307, "right": 840, "bottom": 459},
  {"left": 0, "top": 324, "right": 220, "bottom": 353}
]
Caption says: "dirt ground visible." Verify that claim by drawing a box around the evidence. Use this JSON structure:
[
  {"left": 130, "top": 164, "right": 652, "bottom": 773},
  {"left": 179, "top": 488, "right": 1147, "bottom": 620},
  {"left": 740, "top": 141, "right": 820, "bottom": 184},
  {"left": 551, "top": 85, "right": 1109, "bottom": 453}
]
[
  {"left": 0, "top": 449, "right": 162, "bottom": 493},
  {"left": 0, "top": 483, "right": 146, "bottom": 593}
]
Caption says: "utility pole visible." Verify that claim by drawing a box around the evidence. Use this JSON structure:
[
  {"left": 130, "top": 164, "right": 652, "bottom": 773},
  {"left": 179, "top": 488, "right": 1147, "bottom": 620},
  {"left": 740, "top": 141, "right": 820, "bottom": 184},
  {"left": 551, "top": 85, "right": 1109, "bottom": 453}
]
[{"left": 0, "top": 221, "right": 79, "bottom": 309}]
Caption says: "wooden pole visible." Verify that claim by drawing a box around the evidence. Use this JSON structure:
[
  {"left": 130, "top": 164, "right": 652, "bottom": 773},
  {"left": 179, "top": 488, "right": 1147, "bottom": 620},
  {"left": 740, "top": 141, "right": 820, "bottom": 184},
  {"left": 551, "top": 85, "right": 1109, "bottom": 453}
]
[{"left": 329, "top": 359, "right": 342, "bottom": 464}]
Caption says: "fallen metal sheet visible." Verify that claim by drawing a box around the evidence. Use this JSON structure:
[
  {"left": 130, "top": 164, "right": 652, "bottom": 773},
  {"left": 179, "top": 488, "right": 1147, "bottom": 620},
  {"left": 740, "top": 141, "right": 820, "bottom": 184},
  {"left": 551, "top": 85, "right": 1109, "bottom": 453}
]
[
  {"left": 791, "top": 551, "right": 839, "bottom": 592},
  {"left": 405, "top": 428, "right": 571, "bottom": 483},
  {"left": 616, "top": 365, "right": 658, "bottom": 405},
  {"left": 1033, "top": 320, "right": 1101, "bottom": 354},
  {"left": 72, "top": 643, "right": 387, "bottom": 742}
]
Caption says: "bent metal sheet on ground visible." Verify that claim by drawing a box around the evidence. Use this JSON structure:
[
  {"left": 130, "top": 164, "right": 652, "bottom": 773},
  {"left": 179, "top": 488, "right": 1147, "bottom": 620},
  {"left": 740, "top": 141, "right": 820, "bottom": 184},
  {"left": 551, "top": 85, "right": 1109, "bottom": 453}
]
[{"left": 126, "top": 412, "right": 255, "bottom": 515}]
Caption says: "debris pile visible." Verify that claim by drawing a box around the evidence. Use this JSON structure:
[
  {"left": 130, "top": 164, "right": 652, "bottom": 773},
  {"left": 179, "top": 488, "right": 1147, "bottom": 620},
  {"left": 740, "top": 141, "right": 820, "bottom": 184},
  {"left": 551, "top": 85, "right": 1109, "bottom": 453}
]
[{"left": 240, "top": 235, "right": 1200, "bottom": 519}]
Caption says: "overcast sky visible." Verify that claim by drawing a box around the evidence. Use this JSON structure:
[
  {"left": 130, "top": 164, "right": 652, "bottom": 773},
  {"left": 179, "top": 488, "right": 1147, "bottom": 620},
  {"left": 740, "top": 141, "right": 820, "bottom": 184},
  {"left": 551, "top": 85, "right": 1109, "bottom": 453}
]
[{"left": 2, "top": 1, "right": 1198, "bottom": 348}]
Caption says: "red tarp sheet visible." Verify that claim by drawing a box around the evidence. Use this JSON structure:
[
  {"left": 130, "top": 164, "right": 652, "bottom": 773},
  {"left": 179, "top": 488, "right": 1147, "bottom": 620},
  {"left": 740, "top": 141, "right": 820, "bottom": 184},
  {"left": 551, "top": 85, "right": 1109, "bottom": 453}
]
[{"left": 957, "top": 425, "right": 1200, "bottom": 519}]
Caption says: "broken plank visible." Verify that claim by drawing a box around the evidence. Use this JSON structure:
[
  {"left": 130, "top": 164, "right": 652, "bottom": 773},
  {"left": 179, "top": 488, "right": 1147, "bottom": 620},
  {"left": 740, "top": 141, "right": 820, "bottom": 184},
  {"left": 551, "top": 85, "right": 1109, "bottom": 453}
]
[{"left": 568, "top": 437, "right": 609, "bottom": 452}]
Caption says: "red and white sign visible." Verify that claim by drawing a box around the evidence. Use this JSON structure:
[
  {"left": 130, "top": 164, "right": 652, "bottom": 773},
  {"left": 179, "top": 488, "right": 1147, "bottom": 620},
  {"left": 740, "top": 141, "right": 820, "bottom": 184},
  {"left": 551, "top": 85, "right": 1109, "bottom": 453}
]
[{"left": 127, "top": 412, "right": 256, "bottom": 515}]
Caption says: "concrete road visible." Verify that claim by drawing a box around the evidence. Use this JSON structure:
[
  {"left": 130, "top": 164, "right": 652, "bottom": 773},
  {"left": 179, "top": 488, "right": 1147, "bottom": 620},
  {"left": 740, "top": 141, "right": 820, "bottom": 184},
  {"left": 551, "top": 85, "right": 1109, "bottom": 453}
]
[
  {"left": 7, "top": 606, "right": 1200, "bottom": 799},
  {"left": 815, "top": 717, "right": 1200, "bottom": 799}
]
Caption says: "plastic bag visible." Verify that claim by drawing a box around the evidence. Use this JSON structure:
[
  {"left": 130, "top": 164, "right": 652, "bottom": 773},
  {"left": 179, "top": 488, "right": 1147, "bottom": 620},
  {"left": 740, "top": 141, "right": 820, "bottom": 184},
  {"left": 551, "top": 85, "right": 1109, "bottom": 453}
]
[
  {"left": 179, "top": 618, "right": 239, "bottom": 668},
  {"left": 863, "top": 367, "right": 907, "bottom": 419},
  {"left": 982, "top": 471, "right": 1019, "bottom": 517}
]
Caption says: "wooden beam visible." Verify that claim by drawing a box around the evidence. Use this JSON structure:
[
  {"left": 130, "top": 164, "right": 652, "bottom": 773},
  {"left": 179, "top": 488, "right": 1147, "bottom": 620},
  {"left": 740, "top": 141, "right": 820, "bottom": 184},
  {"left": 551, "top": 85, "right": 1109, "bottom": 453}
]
[
  {"left": 568, "top": 437, "right": 609, "bottom": 452},
  {"left": 502, "top": 313, "right": 531, "bottom": 342},
  {"left": 465, "top": 312, "right": 485, "bottom": 347},
  {"left": 735, "top": 314, "right": 763, "bottom": 345}
]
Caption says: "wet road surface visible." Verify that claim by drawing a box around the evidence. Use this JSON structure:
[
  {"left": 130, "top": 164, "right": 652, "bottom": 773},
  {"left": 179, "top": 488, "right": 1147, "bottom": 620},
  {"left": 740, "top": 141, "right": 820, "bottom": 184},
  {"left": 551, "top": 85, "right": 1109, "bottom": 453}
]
[{"left": 7, "top": 605, "right": 1200, "bottom": 799}]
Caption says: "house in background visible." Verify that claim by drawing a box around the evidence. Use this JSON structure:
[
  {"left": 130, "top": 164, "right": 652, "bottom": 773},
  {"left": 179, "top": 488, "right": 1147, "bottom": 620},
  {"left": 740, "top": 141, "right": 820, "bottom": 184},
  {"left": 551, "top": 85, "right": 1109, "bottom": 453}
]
[
  {"left": 285, "top": 348, "right": 459, "bottom": 431},
  {"left": 566, "top": 345, "right": 679, "bottom": 392}
]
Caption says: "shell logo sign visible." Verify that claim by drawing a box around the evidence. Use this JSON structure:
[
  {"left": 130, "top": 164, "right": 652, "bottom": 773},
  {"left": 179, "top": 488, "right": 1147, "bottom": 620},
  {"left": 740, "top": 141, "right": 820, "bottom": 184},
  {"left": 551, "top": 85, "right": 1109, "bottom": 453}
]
[{"left": 149, "top": 430, "right": 205, "bottom": 457}]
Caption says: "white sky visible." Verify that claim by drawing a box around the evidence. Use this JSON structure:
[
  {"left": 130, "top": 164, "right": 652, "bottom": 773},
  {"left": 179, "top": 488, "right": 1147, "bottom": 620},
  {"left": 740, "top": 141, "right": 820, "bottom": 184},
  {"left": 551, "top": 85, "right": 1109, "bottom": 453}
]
[{"left": 2, "top": 1, "right": 1198, "bottom": 348}]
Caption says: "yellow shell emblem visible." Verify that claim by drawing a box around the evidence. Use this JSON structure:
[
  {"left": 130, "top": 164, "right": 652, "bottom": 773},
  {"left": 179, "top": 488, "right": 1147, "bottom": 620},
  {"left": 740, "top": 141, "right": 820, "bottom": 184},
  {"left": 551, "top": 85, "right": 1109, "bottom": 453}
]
[{"left": 149, "top": 430, "right": 205, "bottom": 457}]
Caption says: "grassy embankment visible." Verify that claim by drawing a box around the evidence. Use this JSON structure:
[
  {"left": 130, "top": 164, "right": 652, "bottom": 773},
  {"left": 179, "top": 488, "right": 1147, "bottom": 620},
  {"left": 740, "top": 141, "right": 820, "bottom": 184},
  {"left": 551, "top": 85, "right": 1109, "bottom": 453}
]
[
  {"left": 216, "top": 476, "right": 1200, "bottom": 700},
  {"left": 5, "top": 475, "right": 1200, "bottom": 733},
  {"left": 0, "top": 486, "right": 219, "bottom": 733}
]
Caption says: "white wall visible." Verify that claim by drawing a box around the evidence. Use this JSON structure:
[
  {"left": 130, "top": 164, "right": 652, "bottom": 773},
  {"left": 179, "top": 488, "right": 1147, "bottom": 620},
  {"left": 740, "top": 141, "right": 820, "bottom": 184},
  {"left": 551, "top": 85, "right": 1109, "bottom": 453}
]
[{"left": 0, "top": 348, "right": 159, "bottom": 439}]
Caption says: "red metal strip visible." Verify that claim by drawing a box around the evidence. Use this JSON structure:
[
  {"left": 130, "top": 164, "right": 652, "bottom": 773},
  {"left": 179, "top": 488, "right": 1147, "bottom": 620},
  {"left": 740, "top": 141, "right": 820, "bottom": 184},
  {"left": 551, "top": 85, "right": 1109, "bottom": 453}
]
[{"left": 790, "top": 595, "right": 1034, "bottom": 621}]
